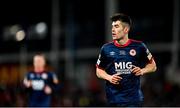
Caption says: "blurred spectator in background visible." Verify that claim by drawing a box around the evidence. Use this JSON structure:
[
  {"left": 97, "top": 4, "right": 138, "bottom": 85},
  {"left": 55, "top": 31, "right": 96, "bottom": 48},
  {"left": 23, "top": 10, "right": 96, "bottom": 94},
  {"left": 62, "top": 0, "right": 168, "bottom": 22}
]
[{"left": 23, "top": 53, "right": 59, "bottom": 107}]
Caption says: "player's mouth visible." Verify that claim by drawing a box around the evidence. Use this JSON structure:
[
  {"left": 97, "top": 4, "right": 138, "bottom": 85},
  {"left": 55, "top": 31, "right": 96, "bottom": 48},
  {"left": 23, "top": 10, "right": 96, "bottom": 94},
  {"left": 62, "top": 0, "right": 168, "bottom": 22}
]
[{"left": 112, "top": 33, "right": 116, "bottom": 37}]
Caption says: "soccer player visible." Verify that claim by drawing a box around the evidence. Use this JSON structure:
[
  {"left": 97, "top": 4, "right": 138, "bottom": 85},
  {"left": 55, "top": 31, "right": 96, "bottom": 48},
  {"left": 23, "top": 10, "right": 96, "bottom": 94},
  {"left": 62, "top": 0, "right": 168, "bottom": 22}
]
[
  {"left": 23, "top": 53, "right": 59, "bottom": 107},
  {"left": 96, "top": 13, "right": 157, "bottom": 107}
]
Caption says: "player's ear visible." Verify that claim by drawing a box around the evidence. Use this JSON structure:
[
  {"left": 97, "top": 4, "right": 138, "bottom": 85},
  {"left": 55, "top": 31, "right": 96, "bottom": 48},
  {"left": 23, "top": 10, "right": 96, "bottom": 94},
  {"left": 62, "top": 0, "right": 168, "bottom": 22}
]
[{"left": 124, "top": 27, "right": 129, "bottom": 34}]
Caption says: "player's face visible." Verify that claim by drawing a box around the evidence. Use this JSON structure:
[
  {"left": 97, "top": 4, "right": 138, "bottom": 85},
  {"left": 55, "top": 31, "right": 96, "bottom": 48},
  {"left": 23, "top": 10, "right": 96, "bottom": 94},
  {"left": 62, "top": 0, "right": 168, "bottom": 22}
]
[
  {"left": 112, "top": 20, "right": 128, "bottom": 40},
  {"left": 33, "top": 55, "right": 46, "bottom": 72}
]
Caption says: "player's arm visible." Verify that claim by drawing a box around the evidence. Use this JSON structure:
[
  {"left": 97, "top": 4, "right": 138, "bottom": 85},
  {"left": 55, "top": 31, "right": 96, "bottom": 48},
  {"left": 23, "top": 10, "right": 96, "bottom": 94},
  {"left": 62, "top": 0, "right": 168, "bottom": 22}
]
[
  {"left": 132, "top": 43, "right": 157, "bottom": 76},
  {"left": 44, "top": 72, "right": 60, "bottom": 94},
  {"left": 96, "top": 46, "right": 122, "bottom": 84},
  {"left": 23, "top": 76, "right": 32, "bottom": 88},
  {"left": 96, "top": 67, "right": 122, "bottom": 84},
  {"left": 142, "top": 58, "right": 157, "bottom": 74},
  {"left": 52, "top": 74, "right": 59, "bottom": 84},
  {"left": 132, "top": 58, "right": 157, "bottom": 76}
]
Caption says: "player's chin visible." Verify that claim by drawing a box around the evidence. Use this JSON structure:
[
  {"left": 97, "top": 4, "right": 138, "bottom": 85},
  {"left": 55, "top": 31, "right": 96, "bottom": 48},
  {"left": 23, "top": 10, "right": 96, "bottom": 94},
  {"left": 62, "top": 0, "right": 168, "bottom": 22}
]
[{"left": 112, "top": 37, "right": 117, "bottom": 40}]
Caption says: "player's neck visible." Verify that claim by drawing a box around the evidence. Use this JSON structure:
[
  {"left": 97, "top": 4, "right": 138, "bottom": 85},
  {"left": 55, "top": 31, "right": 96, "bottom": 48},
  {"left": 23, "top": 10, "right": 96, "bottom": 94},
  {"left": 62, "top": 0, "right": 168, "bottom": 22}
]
[
  {"left": 34, "top": 67, "right": 45, "bottom": 73},
  {"left": 117, "top": 35, "right": 129, "bottom": 45}
]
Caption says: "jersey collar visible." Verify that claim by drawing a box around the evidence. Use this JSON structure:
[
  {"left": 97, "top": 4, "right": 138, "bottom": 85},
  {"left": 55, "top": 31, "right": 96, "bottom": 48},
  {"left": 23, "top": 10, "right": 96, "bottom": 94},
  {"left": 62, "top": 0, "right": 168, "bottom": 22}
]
[{"left": 113, "top": 39, "right": 131, "bottom": 47}]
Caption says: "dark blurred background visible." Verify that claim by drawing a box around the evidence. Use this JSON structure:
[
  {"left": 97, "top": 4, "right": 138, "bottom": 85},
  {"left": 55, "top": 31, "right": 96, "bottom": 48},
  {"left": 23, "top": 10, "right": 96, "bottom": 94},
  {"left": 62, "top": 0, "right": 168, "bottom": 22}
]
[{"left": 0, "top": 0, "right": 180, "bottom": 107}]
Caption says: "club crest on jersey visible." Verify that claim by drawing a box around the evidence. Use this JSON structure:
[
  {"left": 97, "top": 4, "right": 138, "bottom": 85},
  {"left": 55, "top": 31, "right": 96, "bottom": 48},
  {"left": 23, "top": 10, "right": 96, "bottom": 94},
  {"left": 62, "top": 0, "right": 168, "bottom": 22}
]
[
  {"left": 129, "top": 49, "right": 136, "bottom": 56},
  {"left": 42, "top": 73, "right": 48, "bottom": 79}
]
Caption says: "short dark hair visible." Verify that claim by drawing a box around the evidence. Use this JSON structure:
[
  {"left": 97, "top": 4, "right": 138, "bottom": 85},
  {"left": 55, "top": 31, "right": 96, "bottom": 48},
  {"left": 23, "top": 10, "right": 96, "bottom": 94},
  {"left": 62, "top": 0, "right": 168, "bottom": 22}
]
[{"left": 110, "top": 13, "right": 132, "bottom": 27}]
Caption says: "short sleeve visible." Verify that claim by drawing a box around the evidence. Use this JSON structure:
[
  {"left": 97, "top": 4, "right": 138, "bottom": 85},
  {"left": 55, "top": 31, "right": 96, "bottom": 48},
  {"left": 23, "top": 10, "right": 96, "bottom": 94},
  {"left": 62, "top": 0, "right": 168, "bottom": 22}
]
[
  {"left": 24, "top": 72, "right": 30, "bottom": 80},
  {"left": 141, "top": 43, "right": 153, "bottom": 63},
  {"left": 49, "top": 72, "right": 59, "bottom": 84},
  {"left": 52, "top": 73, "right": 59, "bottom": 83},
  {"left": 23, "top": 72, "right": 31, "bottom": 88},
  {"left": 96, "top": 46, "right": 109, "bottom": 70}
]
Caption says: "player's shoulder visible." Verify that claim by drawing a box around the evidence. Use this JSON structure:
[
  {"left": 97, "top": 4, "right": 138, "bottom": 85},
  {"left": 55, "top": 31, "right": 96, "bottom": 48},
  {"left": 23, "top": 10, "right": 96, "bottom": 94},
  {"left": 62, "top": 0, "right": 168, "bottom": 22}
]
[
  {"left": 99, "top": 41, "right": 114, "bottom": 52},
  {"left": 26, "top": 71, "right": 35, "bottom": 75},
  {"left": 46, "top": 71, "right": 56, "bottom": 75},
  {"left": 101, "top": 41, "right": 114, "bottom": 48},
  {"left": 130, "top": 39, "right": 143, "bottom": 44},
  {"left": 130, "top": 39, "right": 149, "bottom": 51},
  {"left": 25, "top": 71, "right": 36, "bottom": 79},
  {"left": 130, "top": 39, "right": 146, "bottom": 46}
]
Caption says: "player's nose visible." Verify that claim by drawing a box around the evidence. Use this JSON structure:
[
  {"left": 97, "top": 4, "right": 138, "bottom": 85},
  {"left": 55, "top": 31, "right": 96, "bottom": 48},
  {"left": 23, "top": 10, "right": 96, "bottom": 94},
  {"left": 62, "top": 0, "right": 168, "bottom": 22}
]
[{"left": 112, "top": 27, "right": 115, "bottom": 32}]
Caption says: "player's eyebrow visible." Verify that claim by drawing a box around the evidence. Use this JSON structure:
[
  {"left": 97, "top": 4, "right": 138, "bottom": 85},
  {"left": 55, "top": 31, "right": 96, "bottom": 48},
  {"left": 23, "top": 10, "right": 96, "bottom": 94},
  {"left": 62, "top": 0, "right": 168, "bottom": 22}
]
[{"left": 112, "top": 23, "right": 120, "bottom": 27}]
